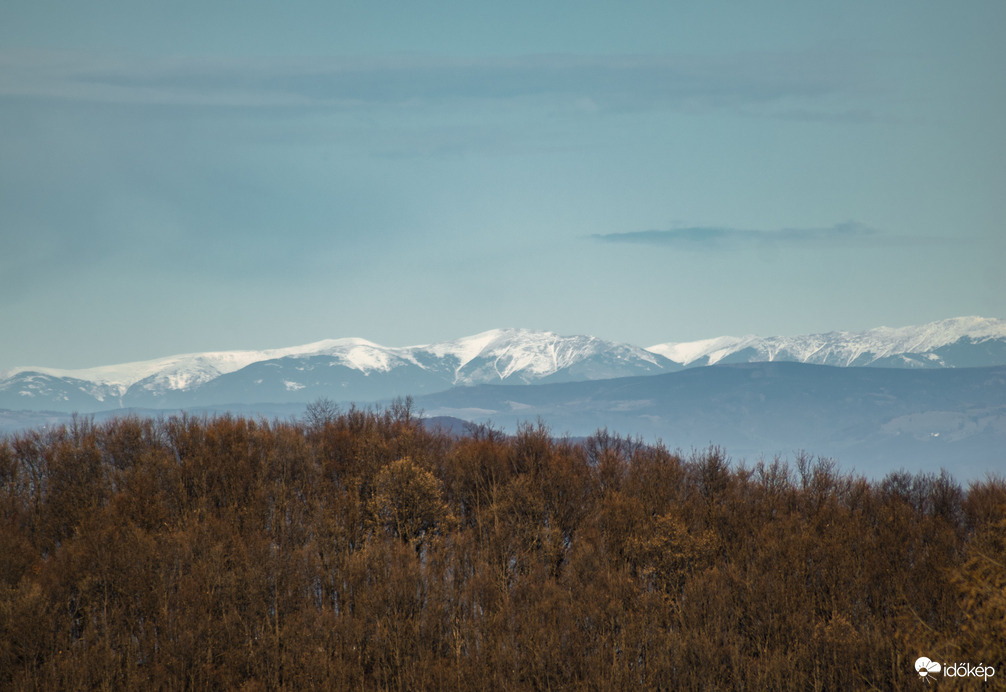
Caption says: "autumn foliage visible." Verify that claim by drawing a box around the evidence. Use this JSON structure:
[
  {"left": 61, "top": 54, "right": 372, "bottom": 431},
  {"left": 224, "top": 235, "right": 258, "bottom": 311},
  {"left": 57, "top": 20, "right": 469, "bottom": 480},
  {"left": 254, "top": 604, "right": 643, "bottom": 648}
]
[{"left": 0, "top": 404, "right": 1003, "bottom": 690}]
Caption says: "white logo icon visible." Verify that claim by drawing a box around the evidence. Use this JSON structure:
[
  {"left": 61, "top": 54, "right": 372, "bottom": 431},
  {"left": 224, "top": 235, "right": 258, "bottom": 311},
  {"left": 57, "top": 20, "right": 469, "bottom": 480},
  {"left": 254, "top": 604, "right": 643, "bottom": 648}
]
[{"left": 915, "top": 657, "right": 941, "bottom": 683}]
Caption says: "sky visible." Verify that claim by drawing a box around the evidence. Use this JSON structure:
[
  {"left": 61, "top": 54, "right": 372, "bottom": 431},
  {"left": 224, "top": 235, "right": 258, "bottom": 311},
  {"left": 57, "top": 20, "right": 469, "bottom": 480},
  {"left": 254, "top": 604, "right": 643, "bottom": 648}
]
[{"left": 2, "top": 1, "right": 1005, "bottom": 370}]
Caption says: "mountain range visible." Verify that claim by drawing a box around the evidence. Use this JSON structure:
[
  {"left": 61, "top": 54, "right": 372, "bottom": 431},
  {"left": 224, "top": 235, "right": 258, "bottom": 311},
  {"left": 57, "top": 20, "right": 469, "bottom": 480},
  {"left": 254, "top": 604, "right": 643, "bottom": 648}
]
[
  {"left": 2, "top": 316, "right": 1005, "bottom": 478},
  {"left": 2, "top": 316, "right": 1004, "bottom": 414}
]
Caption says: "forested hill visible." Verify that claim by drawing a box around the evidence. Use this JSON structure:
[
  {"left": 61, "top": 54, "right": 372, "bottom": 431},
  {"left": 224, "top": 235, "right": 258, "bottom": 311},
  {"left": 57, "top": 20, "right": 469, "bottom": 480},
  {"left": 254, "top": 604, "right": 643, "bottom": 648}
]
[{"left": 1, "top": 409, "right": 1003, "bottom": 689}]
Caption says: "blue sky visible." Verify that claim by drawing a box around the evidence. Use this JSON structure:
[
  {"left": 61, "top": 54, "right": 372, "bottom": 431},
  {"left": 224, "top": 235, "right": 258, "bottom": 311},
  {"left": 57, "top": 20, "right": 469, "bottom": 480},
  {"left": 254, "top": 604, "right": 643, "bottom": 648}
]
[{"left": 2, "top": 1, "right": 1004, "bottom": 369}]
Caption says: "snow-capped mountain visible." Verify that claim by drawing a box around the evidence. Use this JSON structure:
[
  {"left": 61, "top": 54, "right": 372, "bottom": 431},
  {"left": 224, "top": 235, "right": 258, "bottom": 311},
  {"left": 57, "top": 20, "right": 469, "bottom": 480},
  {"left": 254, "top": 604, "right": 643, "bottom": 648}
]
[
  {"left": 646, "top": 316, "right": 1006, "bottom": 369},
  {"left": 0, "top": 329, "right": 676, "bottom": 412},
  {"left": 0, "top": 339, "right": 400, "bottom": 404},
  {"left": 436, "top": 329, "right": 672, "bottom": 385},
  {"left": 2, "top": 317, "right": 1004, "bottom": 414}
]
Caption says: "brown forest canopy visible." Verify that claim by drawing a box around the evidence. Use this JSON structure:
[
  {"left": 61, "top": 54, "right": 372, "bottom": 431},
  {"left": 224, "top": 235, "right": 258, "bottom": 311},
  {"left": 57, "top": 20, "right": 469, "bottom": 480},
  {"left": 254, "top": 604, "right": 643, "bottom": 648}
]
[{"left": 0, "top": 403, "right": 1004, "bottom": 690}]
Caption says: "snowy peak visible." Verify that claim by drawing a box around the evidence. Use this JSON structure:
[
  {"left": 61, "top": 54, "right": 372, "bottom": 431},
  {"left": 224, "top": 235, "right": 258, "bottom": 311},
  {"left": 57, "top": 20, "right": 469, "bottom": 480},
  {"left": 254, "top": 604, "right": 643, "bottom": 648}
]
[
  {"left": 438, "top": 329, "right": 667, "bottom": 384},
  {"left": 646, "top": 316, "right": 1006, "bottom": 368},
  {"left": 645, "top": 336, "right": 751, "bottom": 367}
]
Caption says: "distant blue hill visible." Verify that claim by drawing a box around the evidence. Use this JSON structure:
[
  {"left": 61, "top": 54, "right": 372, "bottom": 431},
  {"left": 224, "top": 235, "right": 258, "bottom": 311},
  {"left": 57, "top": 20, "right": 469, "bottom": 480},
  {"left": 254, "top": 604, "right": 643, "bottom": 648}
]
[{"left": 411, "top": 362, "right": 1006, "bottom": 480}]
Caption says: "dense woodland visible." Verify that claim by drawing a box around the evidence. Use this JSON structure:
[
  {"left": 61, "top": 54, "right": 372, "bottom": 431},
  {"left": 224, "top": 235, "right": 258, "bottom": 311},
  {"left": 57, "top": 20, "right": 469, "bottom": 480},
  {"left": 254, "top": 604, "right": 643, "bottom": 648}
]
[{"left": 0, "top": 401, "right": 1003, "bottom": 690}]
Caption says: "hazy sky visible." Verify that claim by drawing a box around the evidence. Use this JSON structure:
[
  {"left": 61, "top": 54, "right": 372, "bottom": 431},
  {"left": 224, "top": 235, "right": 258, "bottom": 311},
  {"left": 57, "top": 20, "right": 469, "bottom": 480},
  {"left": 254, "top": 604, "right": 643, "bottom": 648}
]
[{"left": 2, "top": 1, "right": 1004, "bottom": 369}]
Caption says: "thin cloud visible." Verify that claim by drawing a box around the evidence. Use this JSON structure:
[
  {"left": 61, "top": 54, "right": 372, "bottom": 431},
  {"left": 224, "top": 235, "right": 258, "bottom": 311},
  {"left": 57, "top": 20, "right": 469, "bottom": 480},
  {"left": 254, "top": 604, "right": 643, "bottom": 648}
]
[
  {"left": 590, "top": 222, "right": 941, "bottom": 250},
  {"left": 0, "top": 50, "right": 876, "bottom": 117}
]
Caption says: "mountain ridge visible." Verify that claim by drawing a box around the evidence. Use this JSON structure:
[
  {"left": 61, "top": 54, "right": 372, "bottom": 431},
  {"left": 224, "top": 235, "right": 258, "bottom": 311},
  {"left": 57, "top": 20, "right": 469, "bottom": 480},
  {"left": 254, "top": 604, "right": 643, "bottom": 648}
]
[
  {"left": 647, "top": 316, "right": 1006, "bottom": 368},
  {"left": 0, "top": 328, "right": 676, "bottom": 412}
]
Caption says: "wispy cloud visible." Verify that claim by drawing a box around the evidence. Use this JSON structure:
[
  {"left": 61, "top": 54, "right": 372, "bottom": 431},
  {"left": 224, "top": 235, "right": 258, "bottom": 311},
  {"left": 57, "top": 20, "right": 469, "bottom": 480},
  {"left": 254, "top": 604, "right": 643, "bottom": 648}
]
[
  {"left": 590, "top": 222, "right": 944, "bottom": 250},
  {"left": 0, "top": 50, "right": 875, "bottom": 117}
]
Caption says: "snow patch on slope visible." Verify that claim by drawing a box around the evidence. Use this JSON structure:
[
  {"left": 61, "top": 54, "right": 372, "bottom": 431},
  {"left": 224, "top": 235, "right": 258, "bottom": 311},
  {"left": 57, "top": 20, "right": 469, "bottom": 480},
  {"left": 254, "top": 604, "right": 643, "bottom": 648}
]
[{"left": 647, "top": 316, "right": 1006, "bottom": 367}]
